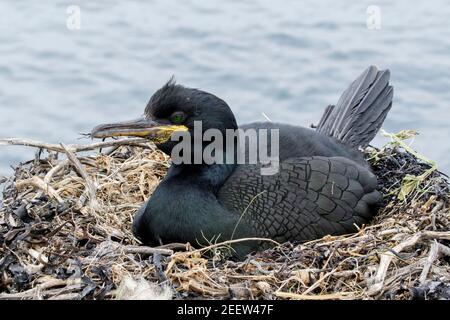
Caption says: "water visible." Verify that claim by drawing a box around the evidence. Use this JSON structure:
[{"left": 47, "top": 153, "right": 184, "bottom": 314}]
[{"left": 1, "top": 0, "right": 449, "bottom": 177}]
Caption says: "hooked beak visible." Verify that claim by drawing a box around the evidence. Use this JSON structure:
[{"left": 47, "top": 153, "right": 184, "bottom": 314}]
[{"left": 90, "top": 117, "right": 188, "bottom": 143}]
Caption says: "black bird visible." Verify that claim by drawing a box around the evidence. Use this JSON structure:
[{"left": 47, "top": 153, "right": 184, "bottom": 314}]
[{"left": 91, "top": 66, "right": 393, "bottom": 257}]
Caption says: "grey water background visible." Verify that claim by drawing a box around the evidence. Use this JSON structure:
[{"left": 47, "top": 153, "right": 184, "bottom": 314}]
[{"left": 0, "top": 0, "right": 449, "bottom": 177}]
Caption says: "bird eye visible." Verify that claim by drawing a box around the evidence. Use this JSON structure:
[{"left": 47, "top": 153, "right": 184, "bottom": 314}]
[{"left": 170, "top": 112, "right": 186, "bottom": 124}]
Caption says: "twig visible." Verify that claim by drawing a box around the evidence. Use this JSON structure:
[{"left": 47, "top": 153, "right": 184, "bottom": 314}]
[
  {"left": 36, "top": 284, "right": 83, "bottom": 300},
  {"left": 48, "top": 293, "right": 81, "bottom": 300},
  {"left": 231, "top": 191, "right": 266, "bottom": 240},
  {"left": 0, "top": 137, "right": 149, "bottom": 153},
  {"left": 422, "top": 230, "right": 450, "bottom": 241},
  {"left": 61, "top": 144, "right": 99, "bottom": 211},
  {"left": 36, "top": 159, "right": 70, "bottom": 198},
  {"left": 274, "top": 291, "right": 354, "bottom": 300},
  {"left": 430, "top": 201, "right": 444, "bottom": 230},
  {"left": 368, "top": 233, "right": 422, "bottom": 296},
  {"left": 124, "top": 245, "right": 173, "bottom": 256},
  {"left": 188, "top": 279, "right": 229, "bottom": 297},
  {"left": 368, "top": 230, "right": 450, "bottom": 296},
  {"left": 175, "top": 237, "right": 280, "bottom": 257},
  {"left": 380, "top": 263, "right": 423, "bottom": 293},
  {"left": 44, "top": 160, "right": 70, "bottom": 184},
  {"left": 419, "top": 241, "right": 440, "bottom": 284},
  {"left": 15, "top": 176, "right": 64, "bottom": 204},
  {"left": 296, "top": 262, "right": 344, "bottom": 297},
  {"left": 436, "top": 243, "right": 450, "bottom": 256},
  {"left": 0, "top": 277, "right": 81, "bottom": 300},
  {"left": 155, "top": 243, "right": 188, "bottom": 250},
  {"left": 28, "top": 247, "right": 49, "bottom": 264}
]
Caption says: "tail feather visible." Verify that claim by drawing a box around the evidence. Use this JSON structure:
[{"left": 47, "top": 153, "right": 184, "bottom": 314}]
[
  {"left": 316, "top": 104, "right": 335, "bottom": 133},
  {"left": 317, "top": 66, "right": 393, "bottom": 148}
]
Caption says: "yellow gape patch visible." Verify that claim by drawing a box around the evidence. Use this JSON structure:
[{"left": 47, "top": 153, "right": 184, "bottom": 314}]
[{"left": 149, "top": 125, "right": 189, "bottom": 144}]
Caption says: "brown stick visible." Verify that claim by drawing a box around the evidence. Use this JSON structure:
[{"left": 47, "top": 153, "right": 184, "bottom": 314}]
[
  {"left": 61, "top": 144, "right": 99, "bottom": 211},
  {"left": 0, "top": 137, "right": 150, "bottom": 153},
  {"left": 422, "top": 230, "right": 450, "bottom": 241},
  {"left": 47, "top": 292, "right": 81, "bottom": 300},
  {"left": 274, "top": 291, "right": 354, "bottom": 300},
  {"left": 175, "top": 237, "right": 280, "bottom": 257},
  {"left": 124, "top": 245, "right": 173, "bottom": 256},
  {"left": 15, "top": 176, "right": 64, "bottom": 204},
  {"left": 368, "top": 233, "right": 422, "bottom": 296},
  {"left": 0, "top": 277, "right": 81, "bottom": 300},
  {"left": 419, "top": 241, "right": 440, "bottom": 284},
  {"left": 36, "top": 159, "right": 70, "bottom": 199},
  {"left": 44, "top": 160, "right": 70, "bottom": 183},
  {"left": 368, "top": 230, "right": 450, "bottom": 296},
  {"left": 437, "top": 243, "right": 450, "bottom": 256}
]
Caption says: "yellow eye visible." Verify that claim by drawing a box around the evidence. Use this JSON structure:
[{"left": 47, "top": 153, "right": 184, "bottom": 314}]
[{"left": 170, "top": 112, "right": 185, "bottom": 124}]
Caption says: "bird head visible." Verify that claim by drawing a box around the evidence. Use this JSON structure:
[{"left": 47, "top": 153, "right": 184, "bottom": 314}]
[{"left": 91, "top": 79, "right": 238, "bottom": 156}]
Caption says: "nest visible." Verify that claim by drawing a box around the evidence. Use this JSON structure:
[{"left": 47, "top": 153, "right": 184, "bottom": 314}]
[{"left": 0, "top": 132, "right": 449, "bottom": 300}]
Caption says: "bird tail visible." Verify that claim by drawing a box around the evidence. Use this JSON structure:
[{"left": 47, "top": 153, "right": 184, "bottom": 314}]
[{"left": 316, "top": 66, "right": 393, "bottom": 149}]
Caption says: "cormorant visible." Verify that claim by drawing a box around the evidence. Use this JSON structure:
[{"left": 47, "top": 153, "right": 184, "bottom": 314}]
[{"left": 91, "top": 66, "right": 393, "bottom": 257}]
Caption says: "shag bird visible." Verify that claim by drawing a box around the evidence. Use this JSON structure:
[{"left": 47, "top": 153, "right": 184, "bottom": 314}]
[{"left": 91, "top": 66, "right": 393, "bottom": 257}]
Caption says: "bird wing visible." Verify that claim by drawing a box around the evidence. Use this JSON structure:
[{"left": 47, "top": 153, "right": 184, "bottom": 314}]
[{"left": 218, "top": 156, "right": 381, "bottom": 243}]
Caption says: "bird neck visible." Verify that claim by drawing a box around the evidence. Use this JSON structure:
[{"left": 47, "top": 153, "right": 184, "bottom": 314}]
[{"left": 167, "top": 162, "right": 236, "bottom": 193}]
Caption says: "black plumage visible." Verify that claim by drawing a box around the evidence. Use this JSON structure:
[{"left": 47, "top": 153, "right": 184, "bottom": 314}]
[{"left": 91, "top": 66, "right": 393, "bottom": 257}]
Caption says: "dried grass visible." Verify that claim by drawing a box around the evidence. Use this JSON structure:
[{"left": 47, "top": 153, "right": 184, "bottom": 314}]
[{"left": 0, "top": 132, "right": 449, "bottom": 300}]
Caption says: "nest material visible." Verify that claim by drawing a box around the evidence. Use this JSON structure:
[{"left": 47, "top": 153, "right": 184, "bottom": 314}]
[{"left": 0, "top": 133, "right": 449, "bottom": 300}]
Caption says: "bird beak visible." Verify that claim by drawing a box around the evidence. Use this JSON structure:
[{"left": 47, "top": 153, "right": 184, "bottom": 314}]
[{"left": 90, "top": 117, "right": 188, "bottom": 143}]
